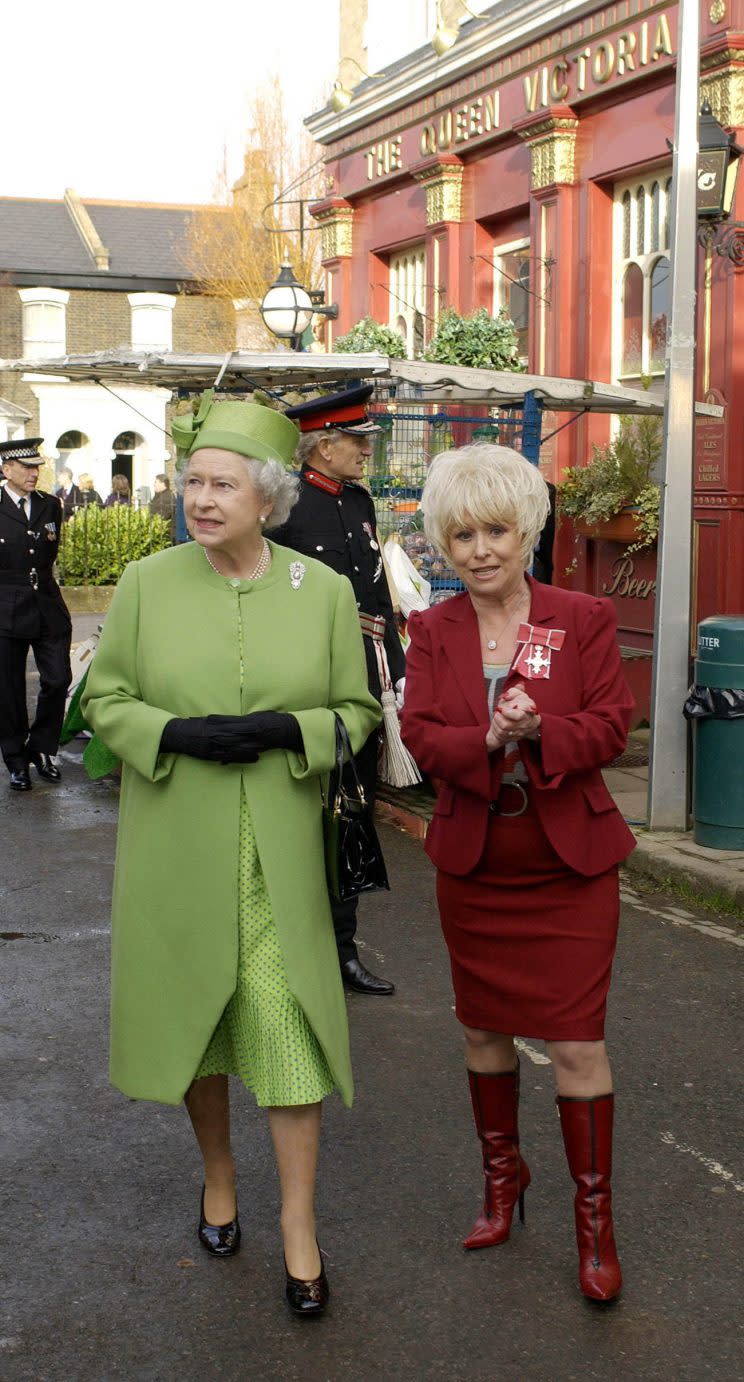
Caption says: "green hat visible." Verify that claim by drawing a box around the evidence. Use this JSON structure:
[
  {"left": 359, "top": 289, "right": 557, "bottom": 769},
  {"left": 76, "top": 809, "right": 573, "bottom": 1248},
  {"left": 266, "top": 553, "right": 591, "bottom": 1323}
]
[{"left": 172, "top": 390, "right": 299, "bottom": 469}]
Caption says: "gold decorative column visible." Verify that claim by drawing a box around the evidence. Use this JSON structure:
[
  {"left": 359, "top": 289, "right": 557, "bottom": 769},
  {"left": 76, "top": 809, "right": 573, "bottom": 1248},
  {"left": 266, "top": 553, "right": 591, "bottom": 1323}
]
[
  {"left": 310, "top": 197, "right": 355, "bottom": 263},
  {"left": 513, "top": 107, "right": 579, "bottom": 192},
  {"left": 411, "top": 155, "right": 464, "bottom": 226},
  {"left": 309, "top": 197, "right": 355, "bottom": 343},
  {"left": 700, "top": 40, "right": 744, "bottom": 126}
]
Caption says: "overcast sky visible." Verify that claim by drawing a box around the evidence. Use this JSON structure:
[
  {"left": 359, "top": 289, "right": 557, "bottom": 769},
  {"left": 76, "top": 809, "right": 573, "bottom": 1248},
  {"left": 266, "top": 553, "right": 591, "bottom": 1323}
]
[{"left": 5, "top": 0, "right": 338, "bottom": 205}]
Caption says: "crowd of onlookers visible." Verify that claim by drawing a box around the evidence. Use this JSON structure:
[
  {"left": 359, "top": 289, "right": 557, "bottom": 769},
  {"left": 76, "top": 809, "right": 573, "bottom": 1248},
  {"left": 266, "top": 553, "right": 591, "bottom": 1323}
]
[{"left": 55, "top": 467, "right": 176, "bottom": 537}]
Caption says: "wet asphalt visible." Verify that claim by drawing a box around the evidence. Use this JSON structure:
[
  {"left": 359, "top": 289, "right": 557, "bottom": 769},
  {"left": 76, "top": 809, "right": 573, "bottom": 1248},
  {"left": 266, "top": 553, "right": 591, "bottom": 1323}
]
[{"left": 1, "top": 740, "right": 743, "bottom": 1382}]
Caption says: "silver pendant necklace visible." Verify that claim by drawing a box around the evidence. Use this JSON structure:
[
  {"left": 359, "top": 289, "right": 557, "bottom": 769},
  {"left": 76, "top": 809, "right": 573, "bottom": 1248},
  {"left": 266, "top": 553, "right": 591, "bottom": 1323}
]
[
  {"left": 483, "top": 591, "right": 529, "bottom": 653},
  {"left": 203, "top": 538, "right": 271, "bottom": 582}
]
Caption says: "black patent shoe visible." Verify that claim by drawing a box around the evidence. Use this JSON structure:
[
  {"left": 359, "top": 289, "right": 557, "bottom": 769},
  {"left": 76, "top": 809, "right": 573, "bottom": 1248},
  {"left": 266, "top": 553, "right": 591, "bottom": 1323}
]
[
  {"left": 9, "top": 766, "right": 32, "bottom": 792},
  {"left": 198, "top": 1185, "right": 241, "bottom": 1258},
  {"left": 285, "top": 1246, "right": 329, "bottom": 1317},
  {"left": 341, "top": 957, "right": 395, "bottom": 996},
  {"left": 29, "top": 753, "right": 62, "bottom": 782}
]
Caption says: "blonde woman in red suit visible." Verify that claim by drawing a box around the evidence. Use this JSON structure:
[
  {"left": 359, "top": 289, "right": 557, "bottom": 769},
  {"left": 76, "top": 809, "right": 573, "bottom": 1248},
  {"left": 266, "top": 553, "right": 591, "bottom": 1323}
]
[{"left": 400, "top": 444, "right": 636, "bottom": 1303}]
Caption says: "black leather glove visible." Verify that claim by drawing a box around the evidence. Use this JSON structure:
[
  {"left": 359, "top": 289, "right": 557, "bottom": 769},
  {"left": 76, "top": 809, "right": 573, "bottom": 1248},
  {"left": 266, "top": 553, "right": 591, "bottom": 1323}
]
[{"left": 159, "top": 712, "right": 302, "bottom": 764}]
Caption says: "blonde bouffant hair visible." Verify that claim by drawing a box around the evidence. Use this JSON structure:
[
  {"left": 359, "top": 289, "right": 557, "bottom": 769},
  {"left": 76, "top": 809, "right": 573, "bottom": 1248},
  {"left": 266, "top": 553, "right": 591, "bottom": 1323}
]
[{"left": 422, "top": 443, "right": 550, "bottom": 567}]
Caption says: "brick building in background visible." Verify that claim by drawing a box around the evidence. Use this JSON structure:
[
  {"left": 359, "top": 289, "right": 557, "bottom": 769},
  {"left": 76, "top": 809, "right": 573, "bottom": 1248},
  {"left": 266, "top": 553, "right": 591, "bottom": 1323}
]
[{"left": 0, "top": 189, "right": 233, "bottom": 500}]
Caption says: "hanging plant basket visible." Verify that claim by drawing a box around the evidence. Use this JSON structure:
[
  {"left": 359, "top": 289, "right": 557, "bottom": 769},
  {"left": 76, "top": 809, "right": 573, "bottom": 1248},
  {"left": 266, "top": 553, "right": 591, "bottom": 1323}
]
[{"left": 573, "top": 508, "right": 643, "bottom": 543}]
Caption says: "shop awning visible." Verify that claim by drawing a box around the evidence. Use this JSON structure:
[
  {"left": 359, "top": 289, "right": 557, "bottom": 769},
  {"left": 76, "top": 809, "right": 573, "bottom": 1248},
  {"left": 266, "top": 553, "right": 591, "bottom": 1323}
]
[{"left": 3, "top": 349, "right": 722, "bottom": 418}]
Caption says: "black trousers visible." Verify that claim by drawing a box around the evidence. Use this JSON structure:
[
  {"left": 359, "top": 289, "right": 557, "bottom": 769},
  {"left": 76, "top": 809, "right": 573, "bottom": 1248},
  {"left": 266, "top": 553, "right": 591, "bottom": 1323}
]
[
  {"left": 332, "top": 727, "right": 380, "bottom": 965},
  {"left": 0, "top": 631, "right": 72, "bottom": 770}
]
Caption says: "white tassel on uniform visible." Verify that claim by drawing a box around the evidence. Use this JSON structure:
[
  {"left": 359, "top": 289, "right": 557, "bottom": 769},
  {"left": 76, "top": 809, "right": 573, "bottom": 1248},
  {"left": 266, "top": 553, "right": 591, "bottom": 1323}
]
[
  {"left": 379, "top": 688, "right": 422, "bottom": 787},
  {"left": 371, "top": 639, "right": 422, "bottom": 788}
]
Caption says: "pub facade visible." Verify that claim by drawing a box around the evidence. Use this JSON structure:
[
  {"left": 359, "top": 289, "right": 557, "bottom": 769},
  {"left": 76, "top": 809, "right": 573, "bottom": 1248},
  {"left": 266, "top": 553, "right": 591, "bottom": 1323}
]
[{"left": 307, "top": 0, "right": 744, "bottom": 716}]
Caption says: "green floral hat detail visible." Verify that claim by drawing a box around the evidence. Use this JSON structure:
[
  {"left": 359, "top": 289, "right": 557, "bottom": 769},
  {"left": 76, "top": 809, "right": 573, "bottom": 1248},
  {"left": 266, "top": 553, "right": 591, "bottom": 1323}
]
[{"left": 172, "top": 390, "right": 299, "bottom": 469}]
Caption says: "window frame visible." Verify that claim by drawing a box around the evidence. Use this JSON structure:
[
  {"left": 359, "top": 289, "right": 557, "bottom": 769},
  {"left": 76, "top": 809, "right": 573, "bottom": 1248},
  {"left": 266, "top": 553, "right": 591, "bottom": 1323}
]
[
  {"left": 492, "top": 236, "right": 531, "bottom": 366},
  {"left": 18, "top": 287, "right": 69, "bottom": 359},
  {"left": 388, "top": 243, "right": 427, "bottom": 358},
  {"left": 613, "top": 171, "right": 672, "bottom": 385}
]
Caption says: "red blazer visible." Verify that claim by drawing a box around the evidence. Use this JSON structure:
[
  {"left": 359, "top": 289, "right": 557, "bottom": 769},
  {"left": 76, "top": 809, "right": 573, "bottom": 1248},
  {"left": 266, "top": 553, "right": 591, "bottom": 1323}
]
[{"left": 401, "top": 578, "right": 636, "bottom": 878}]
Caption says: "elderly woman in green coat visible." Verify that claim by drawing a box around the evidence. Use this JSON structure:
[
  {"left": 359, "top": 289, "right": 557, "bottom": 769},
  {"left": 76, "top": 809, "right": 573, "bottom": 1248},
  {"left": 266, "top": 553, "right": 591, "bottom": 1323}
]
[{"left": 82, "top": 395, "right": 381, "bottom": 1317}]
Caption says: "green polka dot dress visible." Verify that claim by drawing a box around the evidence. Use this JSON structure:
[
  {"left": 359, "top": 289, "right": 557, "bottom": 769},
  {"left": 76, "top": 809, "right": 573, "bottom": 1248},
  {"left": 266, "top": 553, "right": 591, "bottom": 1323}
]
[{"left": 195, "top": 565, "right": 335, "bottom": 1107}]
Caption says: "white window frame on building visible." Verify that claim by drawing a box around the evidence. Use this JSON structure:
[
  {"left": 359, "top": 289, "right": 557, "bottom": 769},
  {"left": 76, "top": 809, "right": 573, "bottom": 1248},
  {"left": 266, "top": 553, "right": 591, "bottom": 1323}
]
[
  {"left": 389, "top": 243, "right": 427, "bottom": 358},
  {"left": 128, "top": 292, "right": 176, "bottom": 352},
  {"left": 18, "top": 287, "right": 69, "bottom": 359},
  {"left": 613, "top": 170, "right": 672, "bottom": 389},
  {"left": 493, "top": 238, "right": 531, "bottom": 365}
]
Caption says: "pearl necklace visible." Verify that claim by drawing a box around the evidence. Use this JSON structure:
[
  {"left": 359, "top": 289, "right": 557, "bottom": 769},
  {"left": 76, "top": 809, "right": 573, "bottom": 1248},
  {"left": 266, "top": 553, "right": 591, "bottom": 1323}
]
[{"left": 203, "top": 538, "right": 271, "bottom": 582}]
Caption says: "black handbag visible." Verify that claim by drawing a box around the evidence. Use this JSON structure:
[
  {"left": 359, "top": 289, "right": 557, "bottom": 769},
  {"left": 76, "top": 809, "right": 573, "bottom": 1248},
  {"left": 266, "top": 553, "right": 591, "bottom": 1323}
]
[{"left": 323, "top": 714, "right": 390, "bottom": 903}]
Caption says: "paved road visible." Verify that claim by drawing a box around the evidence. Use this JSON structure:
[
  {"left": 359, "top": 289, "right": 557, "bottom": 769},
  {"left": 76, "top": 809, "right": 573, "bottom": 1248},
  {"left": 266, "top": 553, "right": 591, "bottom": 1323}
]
[{"left": 1, "top": 745, "right": 742, "bottom": 1382}]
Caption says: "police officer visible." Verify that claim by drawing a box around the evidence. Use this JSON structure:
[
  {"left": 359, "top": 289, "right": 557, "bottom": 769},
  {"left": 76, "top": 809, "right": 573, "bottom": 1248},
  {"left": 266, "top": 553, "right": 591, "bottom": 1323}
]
[
  {"left": 0, "top": 438, "right": 72, "bottom": 791},
  {"left": 273, "top": 385, "right": 402, "bottom": 996}
]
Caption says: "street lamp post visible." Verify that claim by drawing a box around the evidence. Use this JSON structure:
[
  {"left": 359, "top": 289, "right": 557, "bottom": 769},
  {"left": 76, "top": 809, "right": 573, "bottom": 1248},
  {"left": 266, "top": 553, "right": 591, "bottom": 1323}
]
[
  {"left": 260, "top": 262, "right": 338, "bottom": 352},
  {"left": 647, "top": 0, "right": 701, "bottom": 830}
]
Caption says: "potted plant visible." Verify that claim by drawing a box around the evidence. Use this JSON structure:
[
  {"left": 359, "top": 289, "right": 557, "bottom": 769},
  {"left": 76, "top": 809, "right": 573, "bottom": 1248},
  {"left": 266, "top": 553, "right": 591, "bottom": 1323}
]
[
  {"left": 422, "top": 306, "right": 523, "bottom": 371},
  {"left": 333, "top": 317, "right": 407, "bottom": 358},
  {"left": 558, "top": 411, "right": 661, "bottom": 556}
]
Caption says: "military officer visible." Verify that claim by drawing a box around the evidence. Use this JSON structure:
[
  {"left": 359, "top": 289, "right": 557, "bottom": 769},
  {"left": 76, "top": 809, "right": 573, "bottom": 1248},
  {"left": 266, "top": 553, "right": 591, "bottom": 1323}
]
[
  {"left": 273, "top": 385, "right": 402, "bottom": 997},
  {"left": 0, "top": 438, "right": 72, "bottom": 791}
]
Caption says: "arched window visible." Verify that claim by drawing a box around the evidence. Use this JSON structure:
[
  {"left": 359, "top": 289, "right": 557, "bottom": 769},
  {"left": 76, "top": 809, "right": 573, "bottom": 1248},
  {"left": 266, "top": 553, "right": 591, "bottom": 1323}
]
[
  {"left": 650, "top": 256, "right": 670, "bottom": 370},
  {"left": 622, "top": 191, "right": 631, "bottom": 259},
  {"left": 621, "top": 265, "right": 644, "bottom": 376},
  {"left": 614, "top": 170, "right": 672, "bottom": 384},
  {"left": 650, "top": 183, "right": 661, "bottom": 252},
  {"left": 635, "top": 186, "right": 646, "bottom": 255},
  {"left": 389, "top": 243, "right": 426, "bottom": 356}
]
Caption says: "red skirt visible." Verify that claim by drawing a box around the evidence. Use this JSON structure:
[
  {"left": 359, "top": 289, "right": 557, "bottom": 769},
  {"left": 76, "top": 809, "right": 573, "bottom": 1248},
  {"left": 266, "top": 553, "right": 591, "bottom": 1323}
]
[{"left": 436, "top": 794, "right": 619, "bottom": 1041}]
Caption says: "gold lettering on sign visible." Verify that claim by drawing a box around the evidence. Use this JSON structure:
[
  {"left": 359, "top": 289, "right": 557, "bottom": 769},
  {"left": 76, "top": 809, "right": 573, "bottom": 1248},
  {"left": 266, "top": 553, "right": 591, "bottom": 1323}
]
[
  {"left": 524, "top": 11, "right": 674, "bottom": 112},
  {"left": 653, "top": 13, "right": 673, "bottom": 59},
  {"left": 603, "top": 555, "right": 657, "bottom": 600},
  {"left": 550, "top": 60, "right": 570, "bottom": 101},
  {"left": 366, "top": 137, "right": 402, "bottom": 181},
  {"left": 418, "top": 92, "right": 499, "bottom": 158}
]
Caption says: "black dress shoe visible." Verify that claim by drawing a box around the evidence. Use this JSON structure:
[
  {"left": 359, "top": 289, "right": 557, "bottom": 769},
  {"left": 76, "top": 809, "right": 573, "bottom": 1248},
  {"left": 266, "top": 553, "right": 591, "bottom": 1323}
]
[
  {"left": 285, "top": 1247, "right": 329, "bottom": 1317},
  {"left": 29, "top": 753, "right": 62, "bottom": 783},
  {"left": 9, "top": 767, "right": 32, "bottom": 792},
  {"left": 340, "top": 957, "right": 395, "bottom": 996},
  {"left": 197, "top": 1185, "right": 241, "bottom": 1257}
]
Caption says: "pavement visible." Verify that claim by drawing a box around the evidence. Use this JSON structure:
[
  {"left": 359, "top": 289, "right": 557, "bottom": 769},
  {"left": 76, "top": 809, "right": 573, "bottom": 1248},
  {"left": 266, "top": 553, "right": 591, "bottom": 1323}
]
[{"left": 1, "top": 734, "right": 743, "bottom": 1381}]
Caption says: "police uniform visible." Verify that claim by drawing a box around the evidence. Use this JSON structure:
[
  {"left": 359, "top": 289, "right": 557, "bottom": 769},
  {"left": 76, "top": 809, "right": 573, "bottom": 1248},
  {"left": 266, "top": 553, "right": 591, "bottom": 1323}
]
[
  {"left": 272, "top": 386, "right": 402, "bottom": 995},
  {"left": 0, "top": 438, "right": 72, "bottom": 788}
]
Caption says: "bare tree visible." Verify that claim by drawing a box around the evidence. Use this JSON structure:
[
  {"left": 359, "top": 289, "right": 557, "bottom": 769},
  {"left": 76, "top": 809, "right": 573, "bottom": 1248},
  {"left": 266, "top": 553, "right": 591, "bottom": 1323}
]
[{"left": 182, "top": 75, "right": 325, "bottom": 349}]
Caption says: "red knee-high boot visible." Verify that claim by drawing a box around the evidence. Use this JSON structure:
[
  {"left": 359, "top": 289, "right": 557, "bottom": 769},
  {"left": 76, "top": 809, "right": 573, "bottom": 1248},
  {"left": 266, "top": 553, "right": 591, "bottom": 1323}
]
[
  {"left": 463, "top": 1066, "right": 531, "bottom": 1250},
  {"left": 557, "top": 1094, "right": 622, "bottom": 1302}
]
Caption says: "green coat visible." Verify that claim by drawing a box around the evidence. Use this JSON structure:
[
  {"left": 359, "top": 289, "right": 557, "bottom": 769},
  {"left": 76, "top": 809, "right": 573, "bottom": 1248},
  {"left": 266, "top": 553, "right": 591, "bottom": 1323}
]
[{"left": 82, "top": 539, "right": 381, "bottom": 1107}]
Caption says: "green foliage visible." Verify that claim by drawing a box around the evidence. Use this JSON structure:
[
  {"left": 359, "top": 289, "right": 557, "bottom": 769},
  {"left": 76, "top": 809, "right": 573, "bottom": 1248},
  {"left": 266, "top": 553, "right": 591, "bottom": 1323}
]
[
  {"left": 333, "top": 317, "right": 407, "bottom": 358},
  {"left": 423, "top": 307, "right": 523, "bottom": 371},
  {"left": 558, "top": 412, "right": 662, "bottom": 553},
  {"left": 57, "top": 507, "right": 172, "bottom": 586}
]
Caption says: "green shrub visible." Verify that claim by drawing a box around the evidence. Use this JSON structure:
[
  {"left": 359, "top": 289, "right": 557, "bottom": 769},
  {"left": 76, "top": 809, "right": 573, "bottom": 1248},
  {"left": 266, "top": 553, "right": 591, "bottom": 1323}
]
[
  {"left": 57, "top": 507, "right": 172, "bottom": 586},
  {"left": 422, "top": 307, "right": 523, "bottom": 370},
  {"left": 333, "top": 317, "right": 407, "bottom": 358}
]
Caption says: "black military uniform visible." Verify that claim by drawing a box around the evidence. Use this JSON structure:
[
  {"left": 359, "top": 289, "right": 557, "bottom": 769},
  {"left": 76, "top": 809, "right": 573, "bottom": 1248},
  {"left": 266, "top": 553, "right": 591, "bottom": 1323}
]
[
  {"left": 0, "top": 438, "right": 72, "bottom": 790},
  {"left": 273, "top": 386, "right": 403, "bottom": 996}
]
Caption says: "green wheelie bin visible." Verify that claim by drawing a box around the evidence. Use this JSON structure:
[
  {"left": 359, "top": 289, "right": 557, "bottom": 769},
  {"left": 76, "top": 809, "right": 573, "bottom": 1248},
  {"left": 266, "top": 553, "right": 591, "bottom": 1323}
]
[{"left": 685, "top": 616, "right": 744, "bottom": 849}]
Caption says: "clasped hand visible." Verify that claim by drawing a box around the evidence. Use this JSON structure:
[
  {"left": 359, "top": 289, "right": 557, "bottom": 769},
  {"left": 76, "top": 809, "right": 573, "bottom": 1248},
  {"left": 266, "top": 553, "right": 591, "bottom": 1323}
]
[
  {"left": 485, "top": 682, "right": 541, "bottom": 751},
  {"left": 160, "top": 711, "right": 303, "bottom": 764}
]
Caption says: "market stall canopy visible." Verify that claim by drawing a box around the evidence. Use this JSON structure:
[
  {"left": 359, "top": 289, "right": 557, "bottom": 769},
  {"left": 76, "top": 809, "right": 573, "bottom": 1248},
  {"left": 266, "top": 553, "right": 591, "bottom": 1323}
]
[
  {"left": 391, "top": 360, "right": 723, "bottom": 417},
  {"left": 3, "top": 349, "right": 722, "bottom": 418}
]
